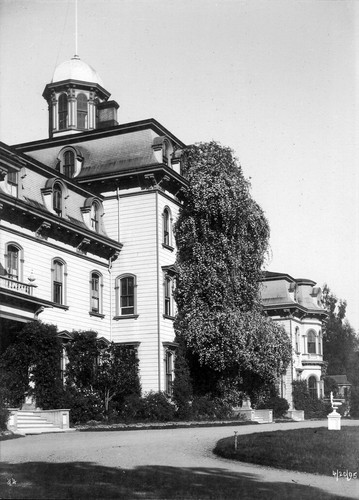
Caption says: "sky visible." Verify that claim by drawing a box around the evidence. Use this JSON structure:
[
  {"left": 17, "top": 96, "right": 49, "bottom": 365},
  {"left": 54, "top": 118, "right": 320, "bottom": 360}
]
[{"left": 0, "top": 0, "right": 358, "bottom": 330}]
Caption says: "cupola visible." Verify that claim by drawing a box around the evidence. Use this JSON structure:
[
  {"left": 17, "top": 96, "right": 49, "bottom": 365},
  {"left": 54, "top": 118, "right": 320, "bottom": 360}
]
[{"left": 43, "top": 55, "right": 119, "bottom": 138}]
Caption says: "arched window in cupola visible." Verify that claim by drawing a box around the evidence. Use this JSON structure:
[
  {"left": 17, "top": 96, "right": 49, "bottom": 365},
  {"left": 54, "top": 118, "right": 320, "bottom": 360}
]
[
  {"left": 58, "top": 93, "right": 68, "bottom": 130},
  {"left": 77, "top": 93, "right": 88, "bottom": 129}
]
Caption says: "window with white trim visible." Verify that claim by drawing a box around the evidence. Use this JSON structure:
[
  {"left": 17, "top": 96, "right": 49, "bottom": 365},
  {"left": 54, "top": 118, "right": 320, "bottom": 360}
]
[
  {"left": 59, "top": 93, "right": 68, "bottom": 130},
  {"left": 308, "top": 376, "right": 317, "bottom": 399},
  {"left": 91, "top": 202, "right": 100, "bottom": 232},
  {"left": 90, "top": 271, "right": 103, "bottom": 314},
  {"left": 53, "top": 183, "right": 63, "bottom": 216},
  {"left": 63, "top": 150, "right": 75, "bottom": 177},
  {"left": 52, "top": 258, "right": 66, "bottom": 305},
  {"left": 165, "top": 349, "right": 174, "bottom": 396},
  {"left": 116, "top": 274, "right": 137, "bottom": 316},
  {"left": 5, "top": 243, "right": 22, "bottom": 281},
  {"left": 77, "top": 93, "right": 88, "bottom": 129},
  {"left": 307, "top": 330, "right": 316, "bottom": 354},
  {"left": 7, "top": 170, "right": 18, "bottom": 197},
  {"left": 163, "top": 274, "right": 176, "bottom": 318},
  {"left": 162, "top": 207, "right": 172, "bottom": 247}
]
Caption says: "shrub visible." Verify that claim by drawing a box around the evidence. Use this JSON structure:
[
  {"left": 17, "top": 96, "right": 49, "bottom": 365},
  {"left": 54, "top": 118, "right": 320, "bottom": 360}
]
[
  {"left": 141, "top": 392, "right": 175, "bottom": 422},
  {"left": 191, "top": 395, "right": 232, "bottom": 420},
  {"left": 292, "top": 380, "right": 331, "bottom": 419},
  {"left": 118, "top": 394, "right": 144, "bottom": 422},
  {"left": 257, "top": 396, "right": 289, "bottom": 419},
  {"left": 349, "top": 386, "right": 359, "bottom": 418},
  {"left": 0, "top": 406, "right": 9, "bottom": 431},
  {"left": 62, "top": 387, "right": 104, "bottom": 424}
]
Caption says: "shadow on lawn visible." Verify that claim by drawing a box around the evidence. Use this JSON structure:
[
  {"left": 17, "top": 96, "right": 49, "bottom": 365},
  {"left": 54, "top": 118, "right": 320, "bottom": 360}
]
[{"left": 0, "top": 461, "right": 352, "bottom": 500}]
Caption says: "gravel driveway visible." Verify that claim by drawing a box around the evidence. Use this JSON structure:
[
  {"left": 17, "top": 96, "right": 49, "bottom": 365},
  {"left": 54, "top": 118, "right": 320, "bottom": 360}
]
[{"left": 1, "top": 419, "right": 358, "bottom": 499}]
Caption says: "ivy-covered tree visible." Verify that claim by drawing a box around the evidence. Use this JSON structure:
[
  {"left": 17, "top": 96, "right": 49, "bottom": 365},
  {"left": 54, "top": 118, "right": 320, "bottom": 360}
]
[
  {"left": 0, "top": 321, "right": 63, "bottom": 408},
  {"left": 174, "top": 142, "right": 292, "bottom": 400}
]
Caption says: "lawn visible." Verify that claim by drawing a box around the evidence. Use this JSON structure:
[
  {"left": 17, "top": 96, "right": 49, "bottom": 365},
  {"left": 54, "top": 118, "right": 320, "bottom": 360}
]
[{"left": 214, "top": 426, "right": 359, "bottom": 476}]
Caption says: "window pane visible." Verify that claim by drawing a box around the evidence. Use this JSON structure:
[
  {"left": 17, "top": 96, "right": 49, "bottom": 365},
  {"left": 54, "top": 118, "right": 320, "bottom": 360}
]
[
  {"left": 59, "top": 94, "right": 68, "bottom": 130},
  {"left": 120, "top": 277, "right": 134, "bottom": 314},
  {"left": 77, "top": 94, "right": 87, "bottom": 129},
  {"left": 6, "top": 245, "right": 19, "bottom": 280},
  {"left": 53, "top": 185, "right": 62, "bottom": 216},
  {"left": 64, "top": 151, "right": 75, "bottom": 177}
]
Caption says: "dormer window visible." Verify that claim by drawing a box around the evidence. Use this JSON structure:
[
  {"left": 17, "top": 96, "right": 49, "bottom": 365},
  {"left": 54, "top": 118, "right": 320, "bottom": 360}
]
[
  {"left": 63, "top": 151, "right": 75, "bottom": 177},
  {"left": 7, "top": 170, "right": 18, "bottom": 197},
  {"left": 57, "top": 147, "right": 82, "bottom": 178},
  {"left": 81, "top": 197, "right": 104, "bottom": 233},
  {"left": 58, "top": 93, "right": 68, "bottom": 130},
  {"left": 91, "top": 202, "right": 99, "bottom": 232},
  {"left": 53, "top": 183, "right": 63, "bottom": 216},
  {"left": 77, "top": 93, "right": 88, "bottom": 129}
]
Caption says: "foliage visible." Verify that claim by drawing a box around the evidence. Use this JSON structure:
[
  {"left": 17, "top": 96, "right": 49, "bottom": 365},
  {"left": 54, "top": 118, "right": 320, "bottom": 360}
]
[
  {"left": 140, "top": 392, "right": 176, "bottom": 422},
  {"left": 349, "top": 386, "right": 359, "bottom": 418},
  {"left": 117, "top": 394, "right": 145, "bottom": 422},
  {"left": 172, "top": 338, "right": 193, "bottom": 419},
  {"left": 0, "top": 321, "right": 63, "bottom": 409},
  {"left": 322, "top": 284, "right": 359, "bottom": 384},
  {"left": 257, "top": 396, "right": 289, "bottom": 419},
  {"left": 323, "top": 376, "right": 339, "bottom": 397},
  {"left": 65, "top": 332, "right": 141, "bottom": 416},
  {"left": 96, "top": 343, "right": 141, "bottom": 413},
  {"left": 62, "top": 386, "right": 104, "bottom": 424},
  {"left": 292, "top": 381, "right": 331, "bottom": 419},
  {"left": 191, "top": 395, "right": 232, "bottom": 420},
  {"left": 174, "top": 142, "right": 292, "bottom": 399}
]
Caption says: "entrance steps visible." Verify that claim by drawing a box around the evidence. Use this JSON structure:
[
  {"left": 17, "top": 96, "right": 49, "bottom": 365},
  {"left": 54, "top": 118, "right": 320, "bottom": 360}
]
[{"left": 8, "top": 409, "right": 73, "bottom": 435}]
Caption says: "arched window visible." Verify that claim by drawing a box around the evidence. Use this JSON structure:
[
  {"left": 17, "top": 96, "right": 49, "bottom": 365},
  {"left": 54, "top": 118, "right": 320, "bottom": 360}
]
[
  {"left": 308, "top": 376, "right": 317, "bottom": 399},
  {"left": 163, "top": 208, "right": 170, "bottom": 246},
  {"left": 116, "top": 275, "right": 137, "bottom": 316},
  {"left": 7, "top": 170, "right": 18, "bottom": 197},
  {"left": 90, "top": 271, "right": 103, "bottom": 314},
  {"left": 58, "top": 94, "right": 68, "bottom": 130},
  {"left": 5, "top": 243, "right": 22, "bottom": 280},
  {"left": 164, "top": 275, "right": 172, "bottom": 316},
  {"left": 52, "top": 258, "right": 66, "bottom": 305},
  {"left": 318, "top": 330, "right": 322, "bottom": 355},
  {"left": 307, "top": 330, "right": 316, "bottom": 354},
  {"left": 91, "top": 202, "right": 100, "bottom": 232},
  {"left": 165, "top": 349, "right": 174, "bottom": 396},
  {"left": 295, "top": 327, "right": 299, "bottom": 353},
  {"left": 63, "top": 150, "right": 75, "bottom": 177},
  {"left": 77, "top": 93, "right": 88, "bottom": 129},
  {"left": 53, "top": 183, "right": 63, "bottom": 216}
]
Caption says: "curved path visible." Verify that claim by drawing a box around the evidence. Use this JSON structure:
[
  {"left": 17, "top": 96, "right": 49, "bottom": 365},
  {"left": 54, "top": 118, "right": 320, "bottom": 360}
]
[{"left": 1, "top": 419, "right": 358, "bottom": 499}]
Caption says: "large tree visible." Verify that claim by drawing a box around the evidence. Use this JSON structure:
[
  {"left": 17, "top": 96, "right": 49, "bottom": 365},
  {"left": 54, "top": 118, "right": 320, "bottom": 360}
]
[
  {"left": 322, "top": 284, "right": 359, "bottom": 385},
  {"left": 174, "top": 142, "right": 292, "bottom": 400}
]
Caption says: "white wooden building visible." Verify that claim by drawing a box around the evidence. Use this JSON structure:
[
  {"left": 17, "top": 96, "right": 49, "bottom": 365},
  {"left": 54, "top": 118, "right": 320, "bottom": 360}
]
[{"left": 0, "top": 55, "right": 327, "bottom": 402}]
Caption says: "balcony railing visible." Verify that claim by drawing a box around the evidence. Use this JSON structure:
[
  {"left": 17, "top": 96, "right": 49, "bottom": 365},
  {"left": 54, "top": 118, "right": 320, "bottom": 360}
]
[{"left": 0, "top": 276, "right": 36, "bottom": 295}]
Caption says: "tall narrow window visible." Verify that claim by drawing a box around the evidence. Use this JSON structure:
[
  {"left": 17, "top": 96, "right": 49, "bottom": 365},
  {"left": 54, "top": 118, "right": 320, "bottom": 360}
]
[
  {"left": 91, "top": 272, "right": 101, "bottom": 313},
  {"left": 53, "top": 183, "right": 62, "bottom": 216},
  {"left": 163, "top": 209, "right": 170, "bottom": 246},
  {"left": 295, "top": 327, "right": 299, "bottom": 352},
  {"left": 52, "top": 259, "right": 65, "bottom": 305},
  {"left": 7, "top": 170, "right": 18, "bottom": 197},
  {"left": 91, "top": 203, "right": 99, "bottom": 232},
  {"left": 63, "top": 151, "right": 75, "bottom": 177},
  {"left": 120, "top": 276, "right": 135, "bottom": 315},
  {"left": 77, "top": 93, "right": 88, "bottom": 129},
  {"left": 164, "top": 276, "right": 172, "bottom": 316},
  {"left": 58, "top": 94, "right": 68, "bottom": 130},
  {"left": 307, "top": 330, "right": 316, "bottom": 354},
  {"left": 318, "top": 331, "right": 322, "bottom": 355},
  {"left": 165, "top": 350, "right": 174, "bottom": 396},
  {"left": 308, "top": 376, "right": 317, "bottom": 399},
  {"left": 6, "top": 244, "right": 20, "bottom": 280}
]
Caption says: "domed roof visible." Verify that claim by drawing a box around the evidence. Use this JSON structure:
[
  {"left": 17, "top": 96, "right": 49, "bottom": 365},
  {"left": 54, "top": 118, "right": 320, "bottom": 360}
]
[{"left": 52, "top": 55, "right": 104, "bottom": 87}]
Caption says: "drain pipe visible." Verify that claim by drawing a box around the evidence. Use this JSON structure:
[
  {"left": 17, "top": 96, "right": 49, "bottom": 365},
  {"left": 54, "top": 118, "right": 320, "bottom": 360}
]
[{"left": 108, "top": 256, "right": 113, "bottom": 342}]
